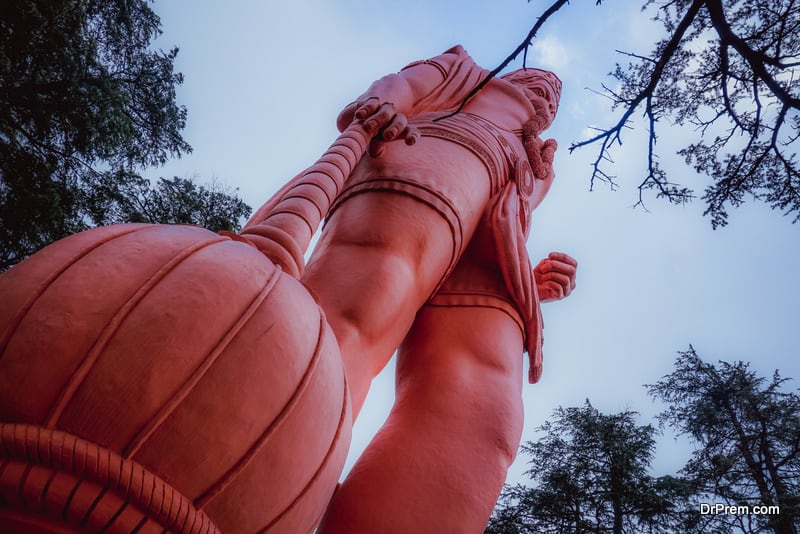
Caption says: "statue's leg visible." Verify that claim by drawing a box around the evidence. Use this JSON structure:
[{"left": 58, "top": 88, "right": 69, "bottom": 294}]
[
  {"left": 301, "top": 190, "right": 483, "bottom": 419},
  {"left": 317, "top": 305, "right": 525, "bottom": 533}
]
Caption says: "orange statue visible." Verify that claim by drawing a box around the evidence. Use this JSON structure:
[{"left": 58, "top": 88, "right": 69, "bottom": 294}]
[
  {"left": 0, "top": 45, "right": 575, "bottom": 533},
  {"left": 244, "top": 45, "right": 577, "bottom": 532}
]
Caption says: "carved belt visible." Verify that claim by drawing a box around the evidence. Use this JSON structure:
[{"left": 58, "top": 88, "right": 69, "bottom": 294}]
[{"left": 414, "top": 112, "right": 519, "bottom": 196}]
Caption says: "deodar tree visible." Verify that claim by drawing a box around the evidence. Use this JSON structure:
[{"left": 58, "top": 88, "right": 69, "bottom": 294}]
[
  {"left": 648, "top": 347, "right": 800, "bottom": 534},
  {"left": 486, "top": 401, "right": 682, "bottom": 533},
  {"left": 0, "top": 0, "right": 250, "bottom": 271}
]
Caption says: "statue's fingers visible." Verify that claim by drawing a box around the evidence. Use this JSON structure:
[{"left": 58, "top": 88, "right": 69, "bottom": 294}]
[
  {"left": 547, "top": 253, "right": 577, "bottom": 292},
  {"left": 548, "top": 251, "right": 577, "bottom": 267},
  {"left": 404, "top": 125, "right": 420, "bottom": 145},
  {"left": 363, "top": 102, "right": 397, "bottom": 133},
  {"left": 382, "top": 113, "right": 408, "bottom": 141},
  {"left": 540, "top": 270, "right": 571, "bottom": 288},
  {"left": 355, "top": 97, "right": 381, "bottom": 121},
  {"left": 541, "top": 262, "right": 576, "bottom": 281},
  {"left": 337, "top": 102, "right": 359, "bottom": 132},
  {"left": 541, "top": 280, "right": 566, "bottom": 300},
  {"left": 368, "top": 137, "right": 386, "bottom": 158}
]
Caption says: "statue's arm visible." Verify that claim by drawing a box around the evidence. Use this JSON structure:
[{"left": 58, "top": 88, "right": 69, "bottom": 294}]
[
  {"left": 335, "top": 46, "right": 479, "bottom": 148},
  {"left": 335, "top": 62, "right": 447, "bottom": 133},
  {"left": 533, "top": 252, "right": 577, "bottom": 303}
]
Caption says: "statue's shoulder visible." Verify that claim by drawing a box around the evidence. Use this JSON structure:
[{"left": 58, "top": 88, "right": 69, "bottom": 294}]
[
  {"left": 401, "top": 44, "right": 474, "bottom": 77},
  {"left": 442, "top": 44, "right": 468, "bottom": 56}
]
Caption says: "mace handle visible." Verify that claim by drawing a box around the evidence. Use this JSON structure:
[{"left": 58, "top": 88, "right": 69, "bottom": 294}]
[{"left": 238, "top": 122, "right": 371, "bottom": 278}]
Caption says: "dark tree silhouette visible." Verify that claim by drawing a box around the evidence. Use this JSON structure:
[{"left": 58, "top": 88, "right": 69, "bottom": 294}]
[
  {"left": 81, "top": 174, "right": 251, "bottom": 232},
  {"left": 0, "top": 0, "right": 250, "bottom": 270},
  {"left": 648, "top": 348, "right": 800, "bottom": 534},
  {"left": 486, "top": 401, "right": 684, "bottom": 533}
]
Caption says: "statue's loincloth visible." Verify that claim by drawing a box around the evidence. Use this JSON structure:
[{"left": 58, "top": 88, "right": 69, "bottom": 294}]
[
  {"left": 414, "top": 112, "right": 514, "bottom": 197},
  {"left": 426, "top": 262, "right": 525, "bottom": 340}
]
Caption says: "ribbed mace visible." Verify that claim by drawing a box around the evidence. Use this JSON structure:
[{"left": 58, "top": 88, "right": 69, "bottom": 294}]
[{"left": 0, "top": 122, "right": 372, "bottom": 533}]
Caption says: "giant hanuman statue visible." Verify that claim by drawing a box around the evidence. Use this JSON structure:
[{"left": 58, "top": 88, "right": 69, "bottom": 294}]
[{"left": 0, "top": 45, "right": 576, "bottom": 533}]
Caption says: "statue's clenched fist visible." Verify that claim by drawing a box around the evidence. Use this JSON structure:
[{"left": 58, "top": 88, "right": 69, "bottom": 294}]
[{"left": 534, "top": 252, "right": 577, "bottom": 302}]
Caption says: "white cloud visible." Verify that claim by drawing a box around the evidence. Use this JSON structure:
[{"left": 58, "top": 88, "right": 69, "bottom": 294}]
[{"left": 532, "top": 34, "right": 571, "bottom": 71}]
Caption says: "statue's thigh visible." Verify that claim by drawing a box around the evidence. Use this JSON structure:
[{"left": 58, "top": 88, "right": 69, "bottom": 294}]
[
  {"left": 308, "top": 189, "right": 483, "bottom": 299},
  {"left": 394, "top": 305, "right": 525, "bottom": 461},
  {"left": 302, "top": 192, "right": 470, "bottom": 349},
  {"left": 320, "top": 138, "right": 495, "bottom": 265}
]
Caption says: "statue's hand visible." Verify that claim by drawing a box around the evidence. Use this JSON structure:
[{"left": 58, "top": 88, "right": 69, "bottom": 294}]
[
  {"left": 337, "top": 97, "right": 420, "bottom": 157},
  {"left": 534, "top": 252, "right": 577, "bottom": 303}
]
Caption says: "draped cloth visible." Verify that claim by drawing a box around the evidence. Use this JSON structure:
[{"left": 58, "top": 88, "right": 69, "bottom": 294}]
[
  {"left": 489, "top": 180, "right": 544, "bottom": 384},
  {"left": 403, "top": 45, "right": 489, "bottom": 115},
  {"left": 410, "top": 45, "right": 545, "bottom": 383}
]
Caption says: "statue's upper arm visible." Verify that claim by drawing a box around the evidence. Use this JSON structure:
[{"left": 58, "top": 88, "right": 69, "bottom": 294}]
[{"left": 398, "top": 47, "right": 462, "bottom": 104}]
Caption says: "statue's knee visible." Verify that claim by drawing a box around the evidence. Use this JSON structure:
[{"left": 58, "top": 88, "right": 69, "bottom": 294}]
[
  {"left": 489, "top": 396, "right": 525, "bottom": 466},
  {"left": 466, "top": 366, "right": 525, "bottom": 466}
]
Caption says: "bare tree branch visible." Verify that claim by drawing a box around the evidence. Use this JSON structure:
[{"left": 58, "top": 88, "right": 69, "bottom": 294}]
[
  {"left": 569, "top": 0, "right": 705, "bottom": 204},
  {"left": 569, "top": 0, "right": 704, "bottom": 153},
  {"left": 706, "top": 0, "right": 800, "bottom": 110}
]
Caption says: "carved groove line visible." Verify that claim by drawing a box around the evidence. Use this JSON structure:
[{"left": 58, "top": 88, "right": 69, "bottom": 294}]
[
  {"left": 259, "top": 346, "right": 350, "bottom": 532},
  {"left": 195, "top": 312, "right": 328, "bottom": 510},
  {"left": 0, "top": 423, "right": 220, "bottom": 533},
  {"left": 257, "top": 123, "right": 371, "bottom": 243},
  {"left": 44, "top": 233, "right": 229, "bottom": 428},
  {"left": 0, "top": 225, "right": 151, "bottom": 360},
  {"left": 122, "top": 259, "right": 283, "bottom": 458}
]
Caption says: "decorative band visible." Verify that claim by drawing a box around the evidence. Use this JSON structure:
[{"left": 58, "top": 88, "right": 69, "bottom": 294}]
[{"left": 0, "top": 422, "right": 219, "bottom": 533}]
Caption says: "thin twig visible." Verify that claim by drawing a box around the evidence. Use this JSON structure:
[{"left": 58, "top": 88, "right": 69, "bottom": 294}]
[
  {"left": 705, "top": 0, "right": 800, "bottom": 110},
  {"left": 569, "top": 0, "right": 705, "bottom": 192},
  {"left": 570, "top": 0, "right": 705, "bottom": 153}
]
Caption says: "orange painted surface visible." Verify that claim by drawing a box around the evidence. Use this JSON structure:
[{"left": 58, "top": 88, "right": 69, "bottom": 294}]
[
  {"left": 0, "top": 45, "right": 576, "bottom": 532},
  {"left": 0, "top": 224, "right": 350, "bottom": 533}
]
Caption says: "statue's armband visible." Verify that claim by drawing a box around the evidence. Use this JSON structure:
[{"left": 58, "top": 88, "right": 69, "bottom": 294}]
[{"left": 401, "top": 58, "right": 449, "bottom": 80}]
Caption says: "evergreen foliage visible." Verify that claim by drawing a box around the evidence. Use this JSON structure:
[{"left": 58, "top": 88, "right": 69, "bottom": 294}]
[
  {"left": 488, "top": 352, "right": 800, "bottom": 533},
  {"left": 0, "top": 0, "right": 250, "bottom": 270},
  {"left": 486, "top": 401, "right": 682, "bottom": 533},
  {"left": 648, "top": 347, "right": 800, "bottom": 533}
]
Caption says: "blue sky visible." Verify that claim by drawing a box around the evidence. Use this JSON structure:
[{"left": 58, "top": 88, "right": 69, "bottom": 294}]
[{"left": 149, "top": 1, "right": 800, "bottom": 484}]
